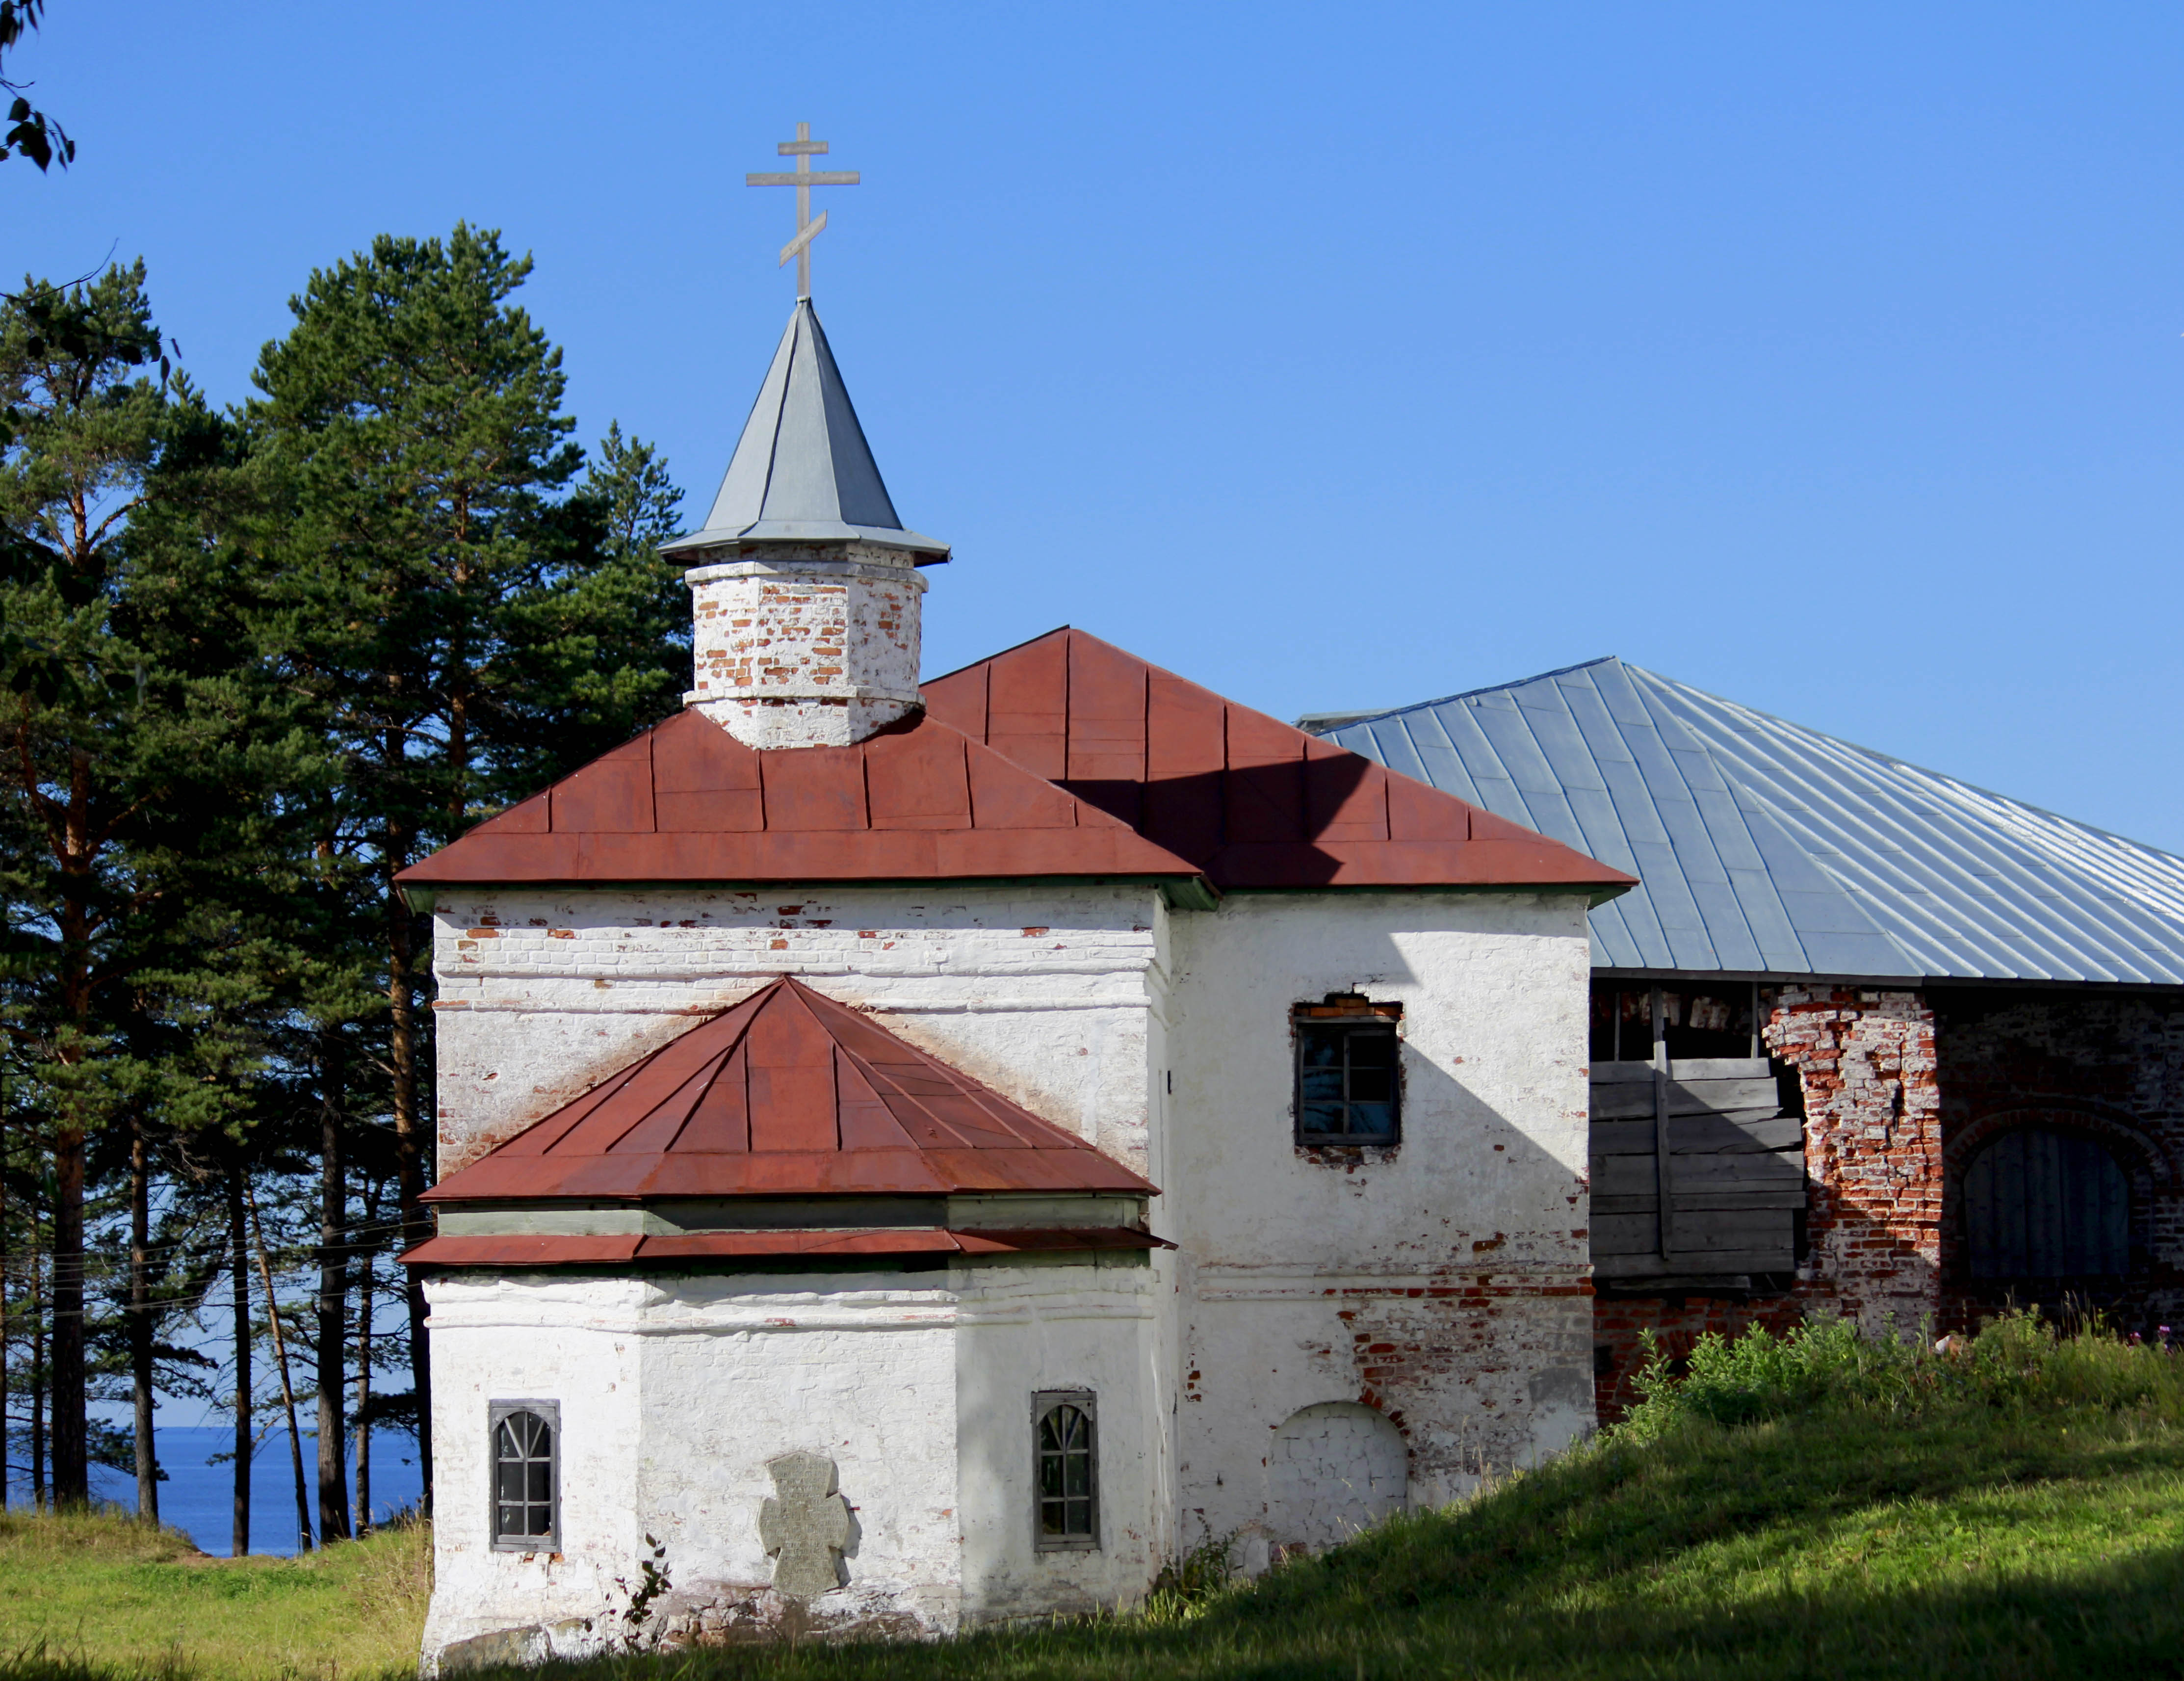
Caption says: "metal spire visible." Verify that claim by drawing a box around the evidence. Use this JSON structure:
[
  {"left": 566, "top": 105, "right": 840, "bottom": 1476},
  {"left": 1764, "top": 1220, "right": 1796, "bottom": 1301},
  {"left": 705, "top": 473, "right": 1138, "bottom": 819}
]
[
  {"left": 746, "top": 122, "right": 858, "bottom": 299},
  {"left": 658, "top": 300, "right": 948, "bottom": 560}
]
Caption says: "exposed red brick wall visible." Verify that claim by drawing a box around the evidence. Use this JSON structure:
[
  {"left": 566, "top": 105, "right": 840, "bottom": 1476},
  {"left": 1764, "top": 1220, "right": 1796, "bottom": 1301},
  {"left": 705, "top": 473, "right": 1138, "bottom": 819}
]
[
  {"left": 1591, "top": 986, "right": 2184, "bottom": 1419},
  {"left": 1770, "top": 987, "right": 1944, "bottom": 1330},
  {"left": 1592, "top": 987, "right": 1943, "bottom": 1420}
]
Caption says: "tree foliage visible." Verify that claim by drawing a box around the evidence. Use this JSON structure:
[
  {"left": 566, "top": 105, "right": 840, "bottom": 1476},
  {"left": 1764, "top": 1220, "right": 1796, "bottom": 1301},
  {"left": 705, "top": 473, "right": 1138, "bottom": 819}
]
[
  {"left": 0, "top": 230, "right": 688, "bottom": 1524},
  {"left": 0, "top": 0, "right": 71, "bottom": 172}
]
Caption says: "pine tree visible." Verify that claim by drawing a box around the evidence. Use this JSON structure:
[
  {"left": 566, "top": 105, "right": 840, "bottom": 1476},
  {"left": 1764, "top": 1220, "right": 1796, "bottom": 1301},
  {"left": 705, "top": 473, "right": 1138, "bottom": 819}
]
[
  {"left": 247, "top": 225, "right": 685, "bottom": 1507},
  {"left": 0, "top": 263, "right": 178, "bottom": 1503}
]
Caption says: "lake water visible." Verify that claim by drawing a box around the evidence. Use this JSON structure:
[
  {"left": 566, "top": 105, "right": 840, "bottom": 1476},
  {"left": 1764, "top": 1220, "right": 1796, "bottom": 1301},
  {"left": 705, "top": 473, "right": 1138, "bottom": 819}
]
[{"left": 4, "top": 1425, "right": 424, "bottom": 1557}]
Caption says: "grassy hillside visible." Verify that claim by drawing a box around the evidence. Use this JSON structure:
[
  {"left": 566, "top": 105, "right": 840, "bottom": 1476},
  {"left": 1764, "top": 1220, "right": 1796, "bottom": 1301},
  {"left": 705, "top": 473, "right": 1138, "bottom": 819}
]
[
  {"left": 0, "top": 1507, "right": 427, "bottom": 1681},
  {"left": 7, "top": 1314, "right": 2184, "bottom": 1681}
]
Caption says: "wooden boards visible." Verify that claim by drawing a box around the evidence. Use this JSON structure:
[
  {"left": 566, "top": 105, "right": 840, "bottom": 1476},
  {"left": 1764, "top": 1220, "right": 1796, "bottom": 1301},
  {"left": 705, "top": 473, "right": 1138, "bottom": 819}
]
[{"left": 1590, "top": 1055, "right": 1804, "bottom": 1280}]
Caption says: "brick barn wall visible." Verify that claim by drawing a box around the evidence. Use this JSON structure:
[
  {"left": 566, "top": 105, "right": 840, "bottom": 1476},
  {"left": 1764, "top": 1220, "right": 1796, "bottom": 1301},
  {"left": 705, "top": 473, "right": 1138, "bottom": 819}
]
[
  {"left": 1593, "top": 984, "right": 2184, "bottom": 1419},
  {"left": 1592, "top": 987, "right": 1943, "bottom": 1420},
  {"left": 1930, "top": 987, "right": 2184, "bottom": 1335},
  {"left": 1771, "top": 987, "right": 1944, "bottom": 1330}
]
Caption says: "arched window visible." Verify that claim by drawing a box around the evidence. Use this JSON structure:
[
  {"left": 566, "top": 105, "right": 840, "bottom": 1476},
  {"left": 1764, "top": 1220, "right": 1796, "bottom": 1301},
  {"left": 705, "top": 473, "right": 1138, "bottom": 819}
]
[
  {"left": 1034, "top": 1393, "right": 1097, "bottom": 1549},
  {"left": 491, "top": 1402, "right": 559, "bottom": 1550},
  {"left": 1963, "top": 1129, "right": 2129, "bottom": 1278}
]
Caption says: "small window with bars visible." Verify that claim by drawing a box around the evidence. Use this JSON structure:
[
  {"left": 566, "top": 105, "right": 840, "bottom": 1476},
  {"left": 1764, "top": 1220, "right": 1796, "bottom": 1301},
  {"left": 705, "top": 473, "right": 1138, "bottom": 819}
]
[
  {"left": 1033, "top": 1392, "right": 1098, "bottom": 1550},
  {"left": 1294, "top": 994, "right": 1403, "bottom": 1143},
  {"left": 490, "top": 1401, "right": 559, "bottom": 1551}
]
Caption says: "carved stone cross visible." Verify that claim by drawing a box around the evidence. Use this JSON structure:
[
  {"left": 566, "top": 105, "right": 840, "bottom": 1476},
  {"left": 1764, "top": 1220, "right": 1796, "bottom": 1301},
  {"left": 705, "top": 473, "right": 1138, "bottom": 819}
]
[{"left": 757, "top": 1451, "right": 852, "bottom": 1601}]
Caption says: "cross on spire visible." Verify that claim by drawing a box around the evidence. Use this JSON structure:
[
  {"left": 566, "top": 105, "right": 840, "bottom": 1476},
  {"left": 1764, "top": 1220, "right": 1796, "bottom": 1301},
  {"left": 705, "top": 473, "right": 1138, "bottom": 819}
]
[{"left": 746, "top": 122, "right": 859, "bottom": 299}]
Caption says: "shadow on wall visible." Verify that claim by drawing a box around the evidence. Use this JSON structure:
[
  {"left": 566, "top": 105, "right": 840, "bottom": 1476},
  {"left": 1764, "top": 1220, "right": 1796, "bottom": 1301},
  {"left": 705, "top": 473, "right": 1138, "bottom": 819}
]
[
  {"left": 1264, "top": 1402, "right": 1408, "bottom": 1550},
  {"left": 1195, "top": 1032, "right": 1597, "bottom": 1508}
]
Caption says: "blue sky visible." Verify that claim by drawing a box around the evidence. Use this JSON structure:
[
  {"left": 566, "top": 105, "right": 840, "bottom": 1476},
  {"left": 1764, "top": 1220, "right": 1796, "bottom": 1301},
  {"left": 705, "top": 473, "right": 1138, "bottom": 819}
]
[{"left": 13, "top": 3, "right": 2184, "bottom": 846}]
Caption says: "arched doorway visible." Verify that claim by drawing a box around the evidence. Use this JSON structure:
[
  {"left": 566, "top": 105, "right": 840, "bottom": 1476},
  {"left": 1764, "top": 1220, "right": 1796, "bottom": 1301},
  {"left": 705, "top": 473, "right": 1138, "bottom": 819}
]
[
  {"left": 1266, "top": 1402, "right": 1407, "bottom": 1548},
  {"left": 1962, "top": 1128, "right": 2129, "bottom": 1278}
]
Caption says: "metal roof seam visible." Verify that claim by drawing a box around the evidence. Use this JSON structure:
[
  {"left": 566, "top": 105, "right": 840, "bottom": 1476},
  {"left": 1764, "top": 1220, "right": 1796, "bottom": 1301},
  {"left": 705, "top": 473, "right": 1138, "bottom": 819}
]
[
  {"left": 1612, "top": 670, "right": 1774, "bottom": 970},
  {"left": 656, "top": 1048, "right": 731, "bottom": 1156},
  {"left": 1646, "top": 672, "right": 2120, "bottom": 980},
  {"left": 829, "top": 1039, "right": 843, "bottom": 1151},
  {"left": 1328, "top": 654, "right": 2184, "bottom": 984},
  {"left": 750, "top": 313, "right": 793, "bottom": 533}
]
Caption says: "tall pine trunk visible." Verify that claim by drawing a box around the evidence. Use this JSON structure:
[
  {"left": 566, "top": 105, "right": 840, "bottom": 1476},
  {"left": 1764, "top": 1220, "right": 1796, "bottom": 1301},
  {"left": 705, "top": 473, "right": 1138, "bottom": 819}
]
[
  {"left": 1, "top": 1144, "right": 9, "bottom": 1514},
  {"left": 50, "top": 747, "right": 95, "bottom": 1508},
  {"left": 314, "top": 1063, "right": 352, "bottom": 1543},
  {"left": 129, "top": 1116, "right": 159, "bottom": 1522},
  {"left": 388, "top": 836, "right": 432, "bottom": 1514},
  {"left": 49, "top": 1124, "right": 83, "bottom": 1506},
  {"left": 248, "top": 1183, "right": 312, "bottom": 1553},
  {"left": 30, "top": 1222, "right": 45, "bottom": 1510},
  {"left": 228, "top": 1164, "right": 251, "bottom": 1557},
  {"left": 354, "top": 1205, "right": 375, "bottom": 1536}
]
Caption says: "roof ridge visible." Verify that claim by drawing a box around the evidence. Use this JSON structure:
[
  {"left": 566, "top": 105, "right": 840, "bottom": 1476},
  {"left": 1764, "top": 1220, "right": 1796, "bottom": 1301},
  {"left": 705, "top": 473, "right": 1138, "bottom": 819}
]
[
  {"left": 921, "top": 624, "right": 1074, "bottom": 689},
  {"left": 787, "top": 977, "right": 1096, "bottom": 1155},
  {"left": 1298, "top": 655, "right": 1628, "bottom": 734}
]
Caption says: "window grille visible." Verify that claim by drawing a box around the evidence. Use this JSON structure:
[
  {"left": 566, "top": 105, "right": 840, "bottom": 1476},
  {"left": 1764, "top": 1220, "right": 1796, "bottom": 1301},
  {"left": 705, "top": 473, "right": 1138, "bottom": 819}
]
[
  {"left": 490, "top": 1401, "right": 560, "bottom": 1550},
  {"left": 1033, "top": 1392, "right": 1098, "bottom": 1550},
  {"left": 1294, "top": 995, "right": 1402, "bottom": 1142}
]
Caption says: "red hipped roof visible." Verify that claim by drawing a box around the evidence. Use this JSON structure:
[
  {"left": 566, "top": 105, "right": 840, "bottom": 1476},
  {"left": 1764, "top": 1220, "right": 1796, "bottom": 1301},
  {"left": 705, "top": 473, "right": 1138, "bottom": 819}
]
[
  {"left": 398, "top": 705, "right": 1197, "bottom": 891},
  {"left": 393, "top": 630, "right": 1630, "bottom": 895},
  {"left": 422, "top": 975, "right": 1156, "bottom": 1203},
  {"left": 925, "top": 629, "right": 1631, "bottom": 891}
]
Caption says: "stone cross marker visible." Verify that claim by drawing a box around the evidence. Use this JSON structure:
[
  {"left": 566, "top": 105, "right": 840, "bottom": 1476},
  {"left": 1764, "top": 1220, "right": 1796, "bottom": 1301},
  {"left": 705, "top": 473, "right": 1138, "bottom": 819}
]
[
  {"left": 757, "top": 1451, "right": 852, "bottom": 1601},
  {"left": 746, "top": 122, "right": 859, "bottom": 299}
]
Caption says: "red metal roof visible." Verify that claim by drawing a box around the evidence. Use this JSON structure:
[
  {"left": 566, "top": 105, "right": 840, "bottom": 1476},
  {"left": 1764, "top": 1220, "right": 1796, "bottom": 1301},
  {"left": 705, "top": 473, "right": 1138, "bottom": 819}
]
[
  {"left": 399, "top": 1227, "right": 1169, "bottom": 1268},
  {"left": 396, "top": 706, "right": 1202, "bottom": 892},
  {"left": 395, "top": 632, "right": 1629, "bottom": 896},
  {"left": 422, "top": 975, "right": 1156, "bottom": 1203},
  {"left": 923, "top": 629, "right": 1633, "bottom": 893}
]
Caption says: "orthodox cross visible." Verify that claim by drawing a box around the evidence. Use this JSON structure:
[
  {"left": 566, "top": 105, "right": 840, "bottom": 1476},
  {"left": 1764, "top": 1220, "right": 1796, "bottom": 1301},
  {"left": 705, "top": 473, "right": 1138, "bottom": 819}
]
[{"left": 747, "top": 123, "right": 859, "bottom": 298}]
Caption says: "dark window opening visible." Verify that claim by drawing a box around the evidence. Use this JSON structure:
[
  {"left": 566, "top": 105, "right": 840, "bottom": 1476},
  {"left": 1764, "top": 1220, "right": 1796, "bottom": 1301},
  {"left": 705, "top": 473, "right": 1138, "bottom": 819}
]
[
  {"left": 491, "top": 1402, "right": 559, "bottom": 1550},
  {"left": 1589, "top": 982, "right": 1763, "bottom": 1064},
  {"left": 1295, "top": 995, "right": 1402, "bottom": 1142},
  {"left": 1034, "top": 1392, "right": 1098, "bottom": 1550},
  {"left": 1964, "top": 1129, "right": 2129, "bottom": 1279}
]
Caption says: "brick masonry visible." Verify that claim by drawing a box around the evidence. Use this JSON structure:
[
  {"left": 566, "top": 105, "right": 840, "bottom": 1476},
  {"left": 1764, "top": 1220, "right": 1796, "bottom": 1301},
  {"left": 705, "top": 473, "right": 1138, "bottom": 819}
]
[
  {"left": 685, "top": 542, "right": 927, "bottom": 749},
  {"left": 1593, "top": 983, "right": 2184, "bottom": 1418},
  {"left": 1930, "top": 987, "right": 2184, "bottom": 1333}
]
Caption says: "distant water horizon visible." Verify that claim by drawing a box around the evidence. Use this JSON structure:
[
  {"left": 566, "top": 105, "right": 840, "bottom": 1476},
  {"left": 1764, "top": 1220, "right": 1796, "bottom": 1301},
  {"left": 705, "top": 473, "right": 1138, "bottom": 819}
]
[{"left": 3, "top": 1424, "right": 423, "bottom": 1557}]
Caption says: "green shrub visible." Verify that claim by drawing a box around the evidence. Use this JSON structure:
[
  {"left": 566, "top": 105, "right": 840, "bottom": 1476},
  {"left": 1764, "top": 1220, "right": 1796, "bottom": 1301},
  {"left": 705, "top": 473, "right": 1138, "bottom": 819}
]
[{"left": 1616, "top": 1309, "right": 2184, "bottom": 1442}]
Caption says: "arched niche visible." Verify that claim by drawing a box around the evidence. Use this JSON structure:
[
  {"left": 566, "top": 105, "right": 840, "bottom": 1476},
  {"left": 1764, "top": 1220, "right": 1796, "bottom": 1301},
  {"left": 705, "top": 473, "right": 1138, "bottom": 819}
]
[
  {"left": 1962, "top": 1127, "right": 2129, "bottom": 1279},
  {"left": 1265, "top": 1401, "right": 1407, "bottom": 1549}
]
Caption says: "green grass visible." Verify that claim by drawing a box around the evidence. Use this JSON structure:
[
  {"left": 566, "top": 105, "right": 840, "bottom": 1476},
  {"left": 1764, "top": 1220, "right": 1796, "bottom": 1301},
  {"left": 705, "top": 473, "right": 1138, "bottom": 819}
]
[
  {"left": 0, "top": 1507, "right": 428, "bottom": 1681},
  {"left": 11, "top": 1315, "right": 2184, "bottom": 1680}
]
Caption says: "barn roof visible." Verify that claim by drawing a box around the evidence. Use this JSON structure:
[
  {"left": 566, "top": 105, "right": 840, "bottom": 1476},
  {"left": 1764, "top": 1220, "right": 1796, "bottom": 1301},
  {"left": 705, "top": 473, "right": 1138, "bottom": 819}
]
[
  {"left": 1308, "top": 657, "right": 2184, "bottom": 984},
  {"left": 396, "top": 632, "right": 1634, "bottom": 900},
  {"left": 422, "top": 975, "right": 1156, "bottom": 1203}
]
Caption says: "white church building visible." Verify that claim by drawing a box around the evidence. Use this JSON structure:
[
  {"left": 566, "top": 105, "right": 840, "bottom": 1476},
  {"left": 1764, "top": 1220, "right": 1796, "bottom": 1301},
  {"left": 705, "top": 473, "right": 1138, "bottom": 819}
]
[{"left": 398, "top": 295, "right": 1632, "bottom": 1667}]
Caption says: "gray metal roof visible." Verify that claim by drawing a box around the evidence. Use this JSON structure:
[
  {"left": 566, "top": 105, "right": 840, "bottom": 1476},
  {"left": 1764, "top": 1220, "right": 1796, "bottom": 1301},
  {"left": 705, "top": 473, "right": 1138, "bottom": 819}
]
[
  {"left": 663, "top": 301, "right": 949, "bottom": 559},
  {"left": 1310, "top": 657, "right": 2184, "bottom": 985}
]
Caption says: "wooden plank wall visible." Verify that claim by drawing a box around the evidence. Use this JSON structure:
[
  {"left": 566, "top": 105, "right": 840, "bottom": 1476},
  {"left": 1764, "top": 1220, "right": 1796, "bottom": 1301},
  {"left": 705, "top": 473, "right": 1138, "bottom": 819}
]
[{"left": 1591, "top": 1057, "right": 1805, "bottom": 1280}]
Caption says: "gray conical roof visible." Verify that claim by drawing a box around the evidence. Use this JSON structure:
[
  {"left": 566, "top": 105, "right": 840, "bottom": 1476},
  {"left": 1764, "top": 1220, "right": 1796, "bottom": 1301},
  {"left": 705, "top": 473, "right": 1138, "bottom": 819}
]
[{"left": 662, "top": 301, "right": 948, "bottom": 560}]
